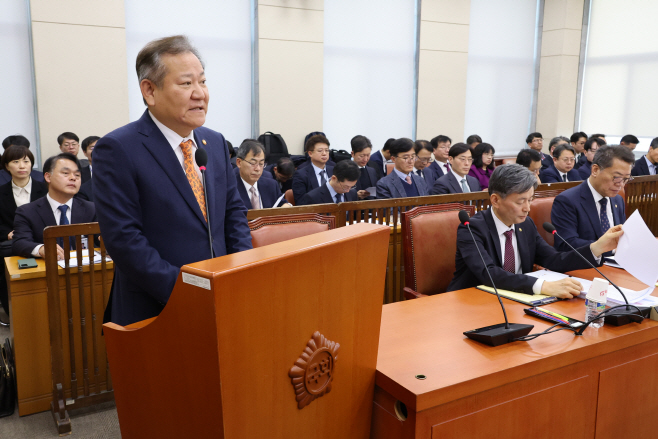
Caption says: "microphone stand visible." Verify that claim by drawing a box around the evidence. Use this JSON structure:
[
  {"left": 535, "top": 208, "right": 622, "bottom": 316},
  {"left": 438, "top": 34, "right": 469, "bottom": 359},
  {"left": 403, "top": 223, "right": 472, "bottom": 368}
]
[{"left": 199, "top": 166, "right": 214, "bottom": 259}]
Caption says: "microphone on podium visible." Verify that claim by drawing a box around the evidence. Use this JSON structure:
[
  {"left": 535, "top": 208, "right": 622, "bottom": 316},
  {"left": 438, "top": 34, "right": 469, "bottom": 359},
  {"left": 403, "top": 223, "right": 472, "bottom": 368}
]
[
  {"left": 195, "top": 148, "right": 214, "bottom": 259},
  {"left": 458, "top": 210, "right": 533, "bottom": 346},
  {"left": 541, "top": 222, "right": 648, "bottom": 326}
]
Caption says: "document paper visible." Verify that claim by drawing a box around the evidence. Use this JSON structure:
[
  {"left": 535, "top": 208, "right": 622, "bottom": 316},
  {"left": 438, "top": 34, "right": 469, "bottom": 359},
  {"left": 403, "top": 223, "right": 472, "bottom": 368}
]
[{"left": 615, "top": 210, "right": 658, "bottom": 288}]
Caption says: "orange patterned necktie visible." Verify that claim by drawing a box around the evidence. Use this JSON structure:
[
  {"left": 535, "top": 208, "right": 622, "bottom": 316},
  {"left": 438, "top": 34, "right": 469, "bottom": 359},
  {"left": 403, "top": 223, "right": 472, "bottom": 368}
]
[{"left": 179, "top": 140, "right": 207, "bottom": 222}]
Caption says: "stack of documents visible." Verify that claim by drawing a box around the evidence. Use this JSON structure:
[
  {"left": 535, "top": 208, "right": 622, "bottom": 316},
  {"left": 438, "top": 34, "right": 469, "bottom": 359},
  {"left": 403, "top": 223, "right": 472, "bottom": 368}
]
[{"left": 57, "top": 250, "right": 110, "bottom": 268}]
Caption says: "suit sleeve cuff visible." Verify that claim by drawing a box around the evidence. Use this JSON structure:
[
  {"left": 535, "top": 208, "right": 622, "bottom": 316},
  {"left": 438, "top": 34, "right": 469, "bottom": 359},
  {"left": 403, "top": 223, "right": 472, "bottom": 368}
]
[
  {"left": 532, "top": 278, "right": 545, "bottom": 295},
  {"left": 32, "top": 245, "right": 43, "bottom": 258},
  {"left": 591, "top": 248, "right": 602, "bottom": 265}
]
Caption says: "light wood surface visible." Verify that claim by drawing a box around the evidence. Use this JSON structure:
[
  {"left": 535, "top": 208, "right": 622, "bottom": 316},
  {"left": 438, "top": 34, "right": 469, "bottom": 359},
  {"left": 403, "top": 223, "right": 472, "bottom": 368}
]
[{"left": 372, "top": 266, "right": 658, "bottom": 438}]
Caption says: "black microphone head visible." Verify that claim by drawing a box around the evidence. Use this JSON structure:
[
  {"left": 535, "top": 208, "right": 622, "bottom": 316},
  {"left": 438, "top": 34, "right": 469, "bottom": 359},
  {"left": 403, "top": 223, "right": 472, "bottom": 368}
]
[
  {"left": 542, "top": 222, "right": 556, "bottom": 234},
  {"left": 458, "top": 210, "right": 470, "bottom": 225},
  {"left": 195, "top": 148, "right": 208, "bottom": 167}
]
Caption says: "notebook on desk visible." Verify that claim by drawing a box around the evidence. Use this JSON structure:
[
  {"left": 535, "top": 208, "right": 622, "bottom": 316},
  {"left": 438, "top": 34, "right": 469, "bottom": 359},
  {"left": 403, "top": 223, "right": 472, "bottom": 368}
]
[{"left": 476, "top": 285, "right": 559, "bottom": 306}]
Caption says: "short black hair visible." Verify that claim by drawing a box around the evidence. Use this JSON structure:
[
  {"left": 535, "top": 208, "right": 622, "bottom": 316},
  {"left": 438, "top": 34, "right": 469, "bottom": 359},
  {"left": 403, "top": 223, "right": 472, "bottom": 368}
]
[
  {"left": 590, "top": 133, "right": 605, "bottom": 139},
  {"left": 333, "top": 159, "right": 359, "bottom": 182},
  {"left": 584, "top": 137, "right": 605, "bottom": 151},
  {"left": 472, "top": 143, "right": 495, "bottom": 169},
  {"left": 650, "top": 137, "right": 658, "bottom": 149},
  {"left": 237, "top": 139, "right": 265, "bottom": 160},
  {"left": 226, "top": 140, "right": 235, "bottom": 158},
  {"left": 592, "top": 145, "right": 635, "bottom": 169},
  {"left": 430, "top": 135, "right": 451, "bottom": 149},
  {"left": 516, "top": 149, "right": 541, "bottom": 168},
  {"left": 552, "top": 143, "right": 576, "bottom": 159},
  {"left": 382, "top": 138, "right": 395, "bottom": 152},
  {"left": 43, "top": 152, "right": 81, "bottom": 175},
  {"left": 548, "top": 136, "right": 570, "bottom": 152},
  {"left": 81, "top": 136, "right": 100, "bottom": 152},
  {"left": 414, "top": 140, "right": 432, "bottom": 155},
  {"left": 350, "top": 135, "right": 372, "bottom": 153},
  {"left": 57, "top": 132, "right": 79, "bottom": 146},
  {"left": 304, "top": 131, "right": 326, "bottom": 148},
  {"left": 620, "top": 134, "right": 639, "bottom": 144},
  {"left": 525, "top": 132, "right": 542, "bottom": 144},
  {"left": 1, "top": 145, "right": 34, "bottom": 170},
  {"left": 2, "top": 134, "right": 30, "bottom": 150},
  {"left": 449, "top": 143, "right": 471, "bottom": 158},
  {"left": 389, "top": 138, "right": 414, "bottom": 157},
  {"left": 466, "top": 134, "right": 482, "bottom": 145},
  {"left": 570, "top": 132, "right": 588, "bottom": 144},
  {"left": 305, "top": 134, "right": 330, "bottom": 152},
  {"left": 275, "top": 157, "right": 295, "bottom": 177}
]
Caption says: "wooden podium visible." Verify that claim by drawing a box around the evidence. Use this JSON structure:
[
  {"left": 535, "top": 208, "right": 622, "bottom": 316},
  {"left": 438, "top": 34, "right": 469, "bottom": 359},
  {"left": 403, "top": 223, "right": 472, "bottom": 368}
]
[{"left": 103, "top": 223, "right": 390, "bottom": 438}]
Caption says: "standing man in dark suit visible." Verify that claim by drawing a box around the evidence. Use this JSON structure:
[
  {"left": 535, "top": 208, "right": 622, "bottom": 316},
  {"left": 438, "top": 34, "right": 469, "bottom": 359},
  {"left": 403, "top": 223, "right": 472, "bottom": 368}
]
[
  {"left": 93, "top": 35, "right": 252, "bottom": 326},
  {"left": 298, "top": 160, "right": 359, "bottom": 205},
  {"left": 350, "top": 135, "right": 379, "bottom": 200},
  {"left": 12, "top": 153, "right": 96, "bottom": 259},
  {"left": 526, "top": 132, "right": 552, "bottom": 170},
  {"left": 552, "top": 145, "right": 634, "bottom": 254},
  {"left": 0, "top": 135, "right": 44, "bottom": 185},
  {"left": 577, "top": 137, "right": 604, "bottom": 180},
  {"left": 413, "top": 140, "right": 438, "bottom": 187},
  {"left": 448, "top": 164, "right": 622, "bottom": 297},
  {"left": 368, "top": 138, "right": 393, "bottom": 179},
  {"left": 233, "top": 139, "right": 291, "bottom": 210},
  {"left": 376, "top": 138, "right": 429, "bottom": 199},
  {"left": 427, "top": 135, "right": 451, "bottom": 178},
  {"left": 430, "top": 143, "right": 482, "bottom": 194},
  {"left": 631, "top": 137, "right": 658, "bottom": 176},
  {"left": 539, "top": 144, "right": 582, "bottom": 183},
  {"left": 291, "top": 134, "right": 334, "bottom": 204},
  {"left": 262, "top": 157, "right": 295, "bottom": 192}
]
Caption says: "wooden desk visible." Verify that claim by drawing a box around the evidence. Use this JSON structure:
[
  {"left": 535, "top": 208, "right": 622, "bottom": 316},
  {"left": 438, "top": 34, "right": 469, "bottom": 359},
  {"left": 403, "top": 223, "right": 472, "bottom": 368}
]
[
  {"left": 372, "top": 266, "right": 658, "bottom": 438},
  {"left": 4, "top": 255, "right": 114, "bottom": 416}
]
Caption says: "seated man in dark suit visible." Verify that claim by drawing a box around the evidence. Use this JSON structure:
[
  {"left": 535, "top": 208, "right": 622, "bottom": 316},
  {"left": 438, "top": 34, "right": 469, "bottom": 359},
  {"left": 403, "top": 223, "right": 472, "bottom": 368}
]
[
  {"left": 430, "top": 143, "right": 481, "bottom": 194},
  {"left": 526, "top": 132, "right": 553, "bottom": 170},
  {"left": 539, "top": 144, "right": 582, "bottom": 183},
  {"left": 577, "top": 137, "right": 604, "bottom": 180},
  {"left": 620, "top": 134, "right": 639, "bottom": 151},
  {"left": 570, "top": 132, "right": 588, "bottom": 169},
  {"left": 262, "top": 157, "right": 295, "bottom": 192},
  {"left": 412, "top": 140, "right": 438, "bottom": 187},
  {"left": 350, "top": 135, "right": 379, "bottom": 200},
  {"left": 291, "top": 134, "right": 334, "bottom": 204},
  {"left": 233, "top": 139, "right": 291, "bottom": 210},
  {"left": 298, "top": 160, "right": 359, "bottom": 205},
  {"left": 79, "top": 136, "right": 99, "bottom": 184},
  {"left": 427, "top": 135, "right": 451, "bottom": 178},
  {"left": 516, "top": 149, "right": 542, "bottom": 185},
  {"left": 448, "top": 164, "right": 622, "bottom": 297},
  {"left": 552, "top": 145, "right": 634, "bottom": 254},
  {"left": 631, "top": 137, "right": 658, "bottom": 176},
  {"left": 376, "top": 138, "right": 429, "bottom": 199},
  {"left": 368, "top": 138, "right": 393, "bottom": 179},
  {"left": 0, "top": 135, "right": 44, "bottom": 185},
  {"left": 12, "top": 153, "right": 96, "bottom": 260}
]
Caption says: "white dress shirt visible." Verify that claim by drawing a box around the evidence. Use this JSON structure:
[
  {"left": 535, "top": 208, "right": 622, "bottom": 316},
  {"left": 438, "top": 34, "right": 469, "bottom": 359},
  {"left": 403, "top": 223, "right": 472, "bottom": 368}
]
[
  {"left": 241, "top": 178, "right": 262, "bottom": 209},
  {"left": 587, "top": 179, "right": 614, "bottom": 231},
  {"left": 644, "top": 156, "right": 657, "bottom": 175},
  {"left": 149, "top": 111, "right": 201, "bottom": 180},
  {"left": 312, "top": 163, "right": 328, "bottom": 187},
  {"left": 32, "top": 194, "right": 74, "bottom": 257},
  {"left": 450, "top": 168, "right": 470, "bottom": 192},
  {"left": 436, "top": 160, "right": 449, "bottom": 175},
  {"left": 326, "top": 181, "right": 341, "bottom": 203},
  {"left": 12, "top": 178, "right": 32, "bottom": 207}
]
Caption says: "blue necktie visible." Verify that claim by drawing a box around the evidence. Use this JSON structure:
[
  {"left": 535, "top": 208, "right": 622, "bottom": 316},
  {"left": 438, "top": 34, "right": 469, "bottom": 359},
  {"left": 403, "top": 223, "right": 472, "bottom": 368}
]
[
  {"left": 320, "top": 170, "right": 327, "bottom": 186},
  {"left": 335, "top": 193, "right": 342, "bottom": 203},
  {"left": 57, "top": 205, "right": 75, "bottom": 249},
  {"left": 599, "top": 198, "right": 610, "bottom": 233}
]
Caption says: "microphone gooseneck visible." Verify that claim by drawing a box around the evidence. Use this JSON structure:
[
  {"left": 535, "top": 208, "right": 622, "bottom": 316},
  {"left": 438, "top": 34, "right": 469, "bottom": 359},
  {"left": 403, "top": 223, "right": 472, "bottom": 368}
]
[{"left": 196, "top": 148, "right": 214, "bottom": 258}]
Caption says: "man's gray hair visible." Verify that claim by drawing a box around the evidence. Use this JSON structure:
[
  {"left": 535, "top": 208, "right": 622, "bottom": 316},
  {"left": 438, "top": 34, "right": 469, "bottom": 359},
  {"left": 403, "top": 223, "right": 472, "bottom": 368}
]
[
  {"left": 237, "top": 139, "right": 265, "bottom": 160},
  {"left": 548, "top": 136, "right": 570, "bottom": 150},
  {"left": 136, "top": 35, "right": 204, "bottom": 104},
  {"left": 488, "top": 164, "right": 538, "bottom": 198}
]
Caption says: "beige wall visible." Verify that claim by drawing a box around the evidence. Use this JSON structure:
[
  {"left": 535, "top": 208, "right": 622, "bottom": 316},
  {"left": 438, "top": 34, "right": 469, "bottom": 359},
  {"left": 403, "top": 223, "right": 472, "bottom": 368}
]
[
  {"left": 29, "top": 0, "right": 129, "bottom": 164},
  {"left": 535, "top": 0, "right": 585, "bottom": 143},
  {"left": 416, "top": 0, "right": 471, "bottom": 143},
  {"left": 258, "top": 0, "right": 324, "bottom": 155}
]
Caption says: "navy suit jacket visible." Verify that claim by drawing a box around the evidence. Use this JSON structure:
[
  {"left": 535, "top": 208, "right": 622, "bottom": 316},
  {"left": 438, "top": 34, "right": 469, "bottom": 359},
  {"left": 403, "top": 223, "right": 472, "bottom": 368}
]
[
  {"left": 551, "top": 181, "right": 625, "bottom": 253},
  {"left": 297, "top": 184, "right": 357, "bottom": 205},
  {"left": 80, "top": 166, "right": 91, "bottom": 184},
  {"left": 426, "top": 161, "right": 448, "bottom": 179},
  {"left": 12, "top": 196, "right": 97, "bottom": 258},
  {"left": 540, "top": 165, "right": 582, "bottom": 183},
  {"left": 0, "top": 169, "right": 44, "bottom": 185},
  {"left": 430, "top": 172, "right": 481, "bottom": 195},
  {"left": 448, "top": 209, "right": 598, "bottom": 294},
  {"left": 262, "top": 164, "right": 294, "bottom": 192},
  {"left": 631, "top": 156, "right": 652, "bottom": 176},
  {"left": 291, "top": 163, "right": 334, "bottom": 205},
  {"left": 574, "top": 153, "right": 588, "bottom": 170},
  {"left": 233, "top": 167, "right": 284, "bottom": 210},
  {"left": 540, "top": 152, "right": 553, "bottom": 171},
  {"left": 578, "top": 161, "right": 592, "bottom": 180},
  {"left": 0, "top": 179, "right": 49, "bottom": 240},
  {"left": 93, "top": 110, "right": 252, "bottom": 326},
  {"left": 376, "top": 171, "right": 429, "bottom": 199},
  {"left": 355, "top": 165, "right": 380, "bottom": 200},
  {"left": 76, "top": 178, "right": 94, "bottom": 202},
  {"left": 413, "top": 167, "right": 438, "bottom": 188}
]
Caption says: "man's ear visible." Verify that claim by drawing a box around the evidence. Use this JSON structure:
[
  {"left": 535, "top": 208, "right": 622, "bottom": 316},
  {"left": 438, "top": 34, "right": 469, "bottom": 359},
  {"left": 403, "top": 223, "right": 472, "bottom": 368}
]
[
  {"left": 44, "top": 172, "right": 51, "bottom": 184},
  {"left": 140, "top": 79, "right": 157, "bottom": 106}
]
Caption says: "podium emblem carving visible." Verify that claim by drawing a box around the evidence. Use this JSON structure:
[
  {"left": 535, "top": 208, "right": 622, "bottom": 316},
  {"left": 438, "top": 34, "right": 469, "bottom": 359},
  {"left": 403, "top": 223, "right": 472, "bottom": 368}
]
[{"left": 288, "top": 331, "right": 340, "bottom": 409}]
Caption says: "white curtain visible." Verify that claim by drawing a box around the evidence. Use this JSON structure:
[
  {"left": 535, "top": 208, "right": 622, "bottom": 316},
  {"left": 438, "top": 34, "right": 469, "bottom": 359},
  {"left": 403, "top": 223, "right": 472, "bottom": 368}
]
[
  {"left": 464, "top": 0, "right": 539, "bottom": 155},
  {"left": 323, "top": 0, "right": 416, "bottom": 152},
  {"left": 0, "top": 0, "right": 38, "bottom": 164},
  {"left": 580, "top": 0, "right": 658, "bottom": 153},
  {"left": 125, "top": 0, "right": 252, "bottom": 146}
]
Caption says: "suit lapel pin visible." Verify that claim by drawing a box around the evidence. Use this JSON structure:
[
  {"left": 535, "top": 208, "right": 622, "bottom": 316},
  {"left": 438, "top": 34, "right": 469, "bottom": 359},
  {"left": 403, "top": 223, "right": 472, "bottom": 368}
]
[
  {"left": 518, "top": 228, "right": 522, "bottom": 232},
  {"left": 202, "top": 139, "right": 207, "bottom": 145},
  {"left": 615, "top": 204, "right": 618, "bottom": 208}
]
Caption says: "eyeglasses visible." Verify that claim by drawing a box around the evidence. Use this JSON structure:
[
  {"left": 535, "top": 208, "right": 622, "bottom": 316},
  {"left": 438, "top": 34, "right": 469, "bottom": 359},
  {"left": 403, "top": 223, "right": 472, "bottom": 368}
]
[
  {"left": 244, "top": 159, "right": 265, "bottom": 169},
  {"left": 482, "top": 153, "right": 494, "bottom": 158},
  {"left": 395, "top": 154, "right": 417, "bottom": 162},
  {"left": 611, "top": 175, "right": 633, "bottom": 184},
  {"left": 338, "top": 181, "right": 356, "bottom": 192},
  {"left": 417, "top": 157, "right": 434, "bottom": 164},
  {"left": 558, "top": 157, "right": 576, "bottom": 164},
  {"left": 313, "top": 148, "right": 330, "bottom": 154},
  {"left": 455, "top": 157, "right": 473, "bottom": 164}
]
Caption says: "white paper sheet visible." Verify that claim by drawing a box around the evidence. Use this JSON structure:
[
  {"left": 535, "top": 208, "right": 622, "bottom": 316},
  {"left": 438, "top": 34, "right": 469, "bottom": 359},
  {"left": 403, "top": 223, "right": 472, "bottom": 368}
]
[
  {"left": 364, "top": 187, "right": 377, "bottom": 197},
  {"left": 615, "top": 210, "right": 658, "bottom": 287}
]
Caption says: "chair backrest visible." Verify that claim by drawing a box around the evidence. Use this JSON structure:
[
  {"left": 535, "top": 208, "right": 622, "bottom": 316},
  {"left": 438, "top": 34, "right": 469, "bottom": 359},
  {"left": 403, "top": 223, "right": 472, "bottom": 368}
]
[
  {"left": 249, "top": 214, "right": 336, "bottom": 248},
  {"left": 401, "top": 203, "right": 475, "bottom": 295},
  {"left": 386, "top": 163, "right": 395, "bottom": 175},
  {"left": 284, "top": 189, "right": 295, "bottom": 206},
  {"left": 528, "top": 196, "right": 555, "bottom": 246},
  {"left": 42, "top": 222, "right": 114, "bottom": 435}
]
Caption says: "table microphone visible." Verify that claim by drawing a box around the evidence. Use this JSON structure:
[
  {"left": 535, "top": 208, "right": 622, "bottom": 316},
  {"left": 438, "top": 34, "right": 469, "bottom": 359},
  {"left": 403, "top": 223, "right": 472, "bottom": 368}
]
[
  {"left": 195, "top": 148, "right": 214, "bottom": 259},
  {"left": 542, "top": 222, "right": 648, "bottom": 325},
  {"left": 459, "top": 210, "right": 533, "bottom": 346}
]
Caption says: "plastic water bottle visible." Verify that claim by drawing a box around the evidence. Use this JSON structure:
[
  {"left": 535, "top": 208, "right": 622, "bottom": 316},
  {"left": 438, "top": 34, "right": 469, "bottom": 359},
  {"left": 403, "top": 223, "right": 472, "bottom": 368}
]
[{"left": 585, "top": 278, "right": 608, "bottom": 328}]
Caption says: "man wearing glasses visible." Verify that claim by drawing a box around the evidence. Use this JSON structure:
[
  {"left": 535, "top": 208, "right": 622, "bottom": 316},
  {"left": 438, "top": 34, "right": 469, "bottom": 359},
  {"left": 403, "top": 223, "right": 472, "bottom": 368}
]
[
  {"left": 291, "top": 134, "right": 333, "bottom": 203},
  {"left": 413, "top": 140, "right": 438, "bottom": 187},
  {"left": 234, "top": 139, "right": 291, "bottom": 210},
  {"left": 376, "top": 138, "right": 429, "bottom": 199},
  {"left": 539, "top": 144, "right": 582, "bottom": 183},
  {"left": 578, "top": 137, "right": 605, "bottom": 179},
  {"left": 430, "top": 143, "right": 482, "bottom": 195},
  {"left": 551, "top": 145, "right": 634, "bottom": 254},
  {"left": 298, "top": 160, "right": 359, "bottom": 205}
]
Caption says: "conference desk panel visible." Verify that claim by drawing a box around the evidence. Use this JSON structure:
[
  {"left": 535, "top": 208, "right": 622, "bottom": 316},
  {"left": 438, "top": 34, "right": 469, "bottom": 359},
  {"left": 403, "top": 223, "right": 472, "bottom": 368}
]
[{"left": 372, "top": 266, "right": 658, "bottom": 439}]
